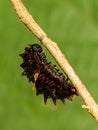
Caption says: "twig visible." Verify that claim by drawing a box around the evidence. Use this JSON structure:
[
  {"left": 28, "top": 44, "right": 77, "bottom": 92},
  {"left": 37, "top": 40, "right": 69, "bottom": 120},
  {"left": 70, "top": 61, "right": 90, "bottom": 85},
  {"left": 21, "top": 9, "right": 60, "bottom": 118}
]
[{"left": 10, "top": 0, "right": 98, "bottom": 122}]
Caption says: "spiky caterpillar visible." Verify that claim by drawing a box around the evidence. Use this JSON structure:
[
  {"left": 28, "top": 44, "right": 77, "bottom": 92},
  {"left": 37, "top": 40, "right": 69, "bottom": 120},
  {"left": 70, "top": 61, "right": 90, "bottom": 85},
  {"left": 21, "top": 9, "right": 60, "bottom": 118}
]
[{"left": 19, "top": 44, "right": 78, "bottom": 105}]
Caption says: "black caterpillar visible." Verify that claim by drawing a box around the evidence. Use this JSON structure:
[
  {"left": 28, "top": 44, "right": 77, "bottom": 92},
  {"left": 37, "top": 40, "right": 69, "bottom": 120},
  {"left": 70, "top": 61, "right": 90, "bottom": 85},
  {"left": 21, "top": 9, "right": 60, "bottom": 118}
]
[{"left": 19, "top": 44, "right": 78, "bottom": 105}]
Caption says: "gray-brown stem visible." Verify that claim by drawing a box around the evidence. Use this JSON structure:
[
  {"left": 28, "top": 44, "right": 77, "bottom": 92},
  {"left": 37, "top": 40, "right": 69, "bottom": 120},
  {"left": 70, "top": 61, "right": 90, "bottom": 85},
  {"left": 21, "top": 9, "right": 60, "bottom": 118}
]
[{"left": 10, "top": 0, "right": 98, "bottom": 122}]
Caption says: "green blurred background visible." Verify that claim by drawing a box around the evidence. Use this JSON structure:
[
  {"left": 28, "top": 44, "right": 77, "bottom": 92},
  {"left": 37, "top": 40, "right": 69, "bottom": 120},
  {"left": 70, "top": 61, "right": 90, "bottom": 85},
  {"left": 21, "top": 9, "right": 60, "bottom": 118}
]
[{"left": 0, "top": 0, "right": 98, "bottom": 129}]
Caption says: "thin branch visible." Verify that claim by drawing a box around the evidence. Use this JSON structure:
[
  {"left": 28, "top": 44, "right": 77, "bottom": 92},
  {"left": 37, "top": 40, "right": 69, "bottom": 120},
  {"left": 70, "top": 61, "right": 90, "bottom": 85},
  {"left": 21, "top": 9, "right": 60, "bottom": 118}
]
[{"left": 10, "top": 0, "right": 98, "bottom": 122}]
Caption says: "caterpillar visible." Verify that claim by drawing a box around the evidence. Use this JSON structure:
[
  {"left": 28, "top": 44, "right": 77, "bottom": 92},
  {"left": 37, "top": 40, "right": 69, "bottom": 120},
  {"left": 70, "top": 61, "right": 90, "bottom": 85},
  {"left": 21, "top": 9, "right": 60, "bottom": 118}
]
[{"left": 19, "top": 44, "right": 78, "bottom": 105}]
